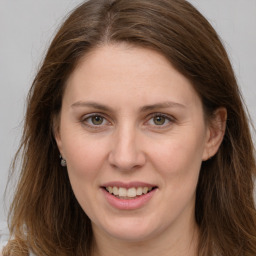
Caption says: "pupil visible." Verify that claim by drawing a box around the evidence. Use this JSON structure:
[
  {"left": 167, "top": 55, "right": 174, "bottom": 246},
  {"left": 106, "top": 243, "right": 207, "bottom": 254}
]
[
  {"left": 154, "top": 116, "right": 165, "bottom": 125},
  {"left": 92, "top": 116, "right": 103, "bottom": 125}
]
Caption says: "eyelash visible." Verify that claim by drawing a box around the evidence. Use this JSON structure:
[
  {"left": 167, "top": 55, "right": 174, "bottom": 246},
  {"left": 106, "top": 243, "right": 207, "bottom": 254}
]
[
  {"left": 81, "top": 113, "right": 111, "bottom": 130},
  {"left": 80, "top": 112, "right": 175, "bottom": 130},
  {"left": 146, "top": 113, "right": 175, "bottom": 128}
]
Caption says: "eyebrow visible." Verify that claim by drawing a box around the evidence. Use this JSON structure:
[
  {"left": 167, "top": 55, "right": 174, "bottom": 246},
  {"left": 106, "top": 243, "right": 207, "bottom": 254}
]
[
  {"left": 71, "top": 101, "right": 185, "bottom": 112},
  {"left": 71, "top": 101, "right": 114, "bottom": 112},
  {"left": 140, "top": 102, "right": 185, "bottom": 112}
]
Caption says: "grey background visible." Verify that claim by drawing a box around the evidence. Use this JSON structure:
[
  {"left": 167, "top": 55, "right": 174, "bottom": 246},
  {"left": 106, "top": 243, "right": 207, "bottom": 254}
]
[{"left": 0, "top": 0, "right": 256, "bottom": 223}]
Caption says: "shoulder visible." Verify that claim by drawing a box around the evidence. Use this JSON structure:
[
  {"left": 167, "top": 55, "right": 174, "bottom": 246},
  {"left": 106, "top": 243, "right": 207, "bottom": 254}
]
[
  {"left": 0, "top": 243, "right": 6, "bottom": 256},
  {"left": 0, "top": 221, "right": 8, "bottom": 256},
  {"left": 0, "top": 244, "right": 5, "bottom": 256},
  {"left": 0, "top": 246, "right": 36, "bottom": 256},
  {"left": 0, "top": 222, "right": 36, "bottom": 256},
  {"left": 0, "top": 240, "right": 7, "bottom": 256}
]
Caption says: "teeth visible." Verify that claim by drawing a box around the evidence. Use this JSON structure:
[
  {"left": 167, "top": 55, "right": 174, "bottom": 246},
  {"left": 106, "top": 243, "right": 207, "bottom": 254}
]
[
  {"left": 105, "top": 186, "right": 154, "bottom": 198},
  {"left": 107, "top": 186, "right": 113, "bottom": 194},
  {"left": 113, "top": 186, "right": 119, "bottom": 196},
  {"left": 143, "top": 187, "right": 149, "bottom": 194},
  {"left": 119, "top": 187, "right": 127, "bottom": 197},
  {"left": 137, "top": 187, "right": 143, "bottom": 195},
  {"left": 127, "top": 188, "right": 137, "bottom": 197}
]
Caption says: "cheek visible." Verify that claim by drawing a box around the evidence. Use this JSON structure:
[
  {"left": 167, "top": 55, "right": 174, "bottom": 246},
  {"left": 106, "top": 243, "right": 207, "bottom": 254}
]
[
  {"left": 149, "top": 130, "right": 206, "bottom": 184},
  {"left": 62, "top": 133, "right": 108, "bottom": 216},
  {"left": 151, "top": 135, "right": 204, "bottom": 214},
  {"left": 61, "top": 129, "right": 108, "bottom": 184}
]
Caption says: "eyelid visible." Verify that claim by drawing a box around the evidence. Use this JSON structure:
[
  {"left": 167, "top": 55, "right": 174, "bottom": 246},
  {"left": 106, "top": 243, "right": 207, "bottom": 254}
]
[
  {"left": 81, "top": 112, "right": 112, "bottom": 128},
  {"left": 144, "top": 112, "right": 176, "bottom": 127},
  {"left": 81, "top": 112, "right": 107, "bottom": 121},
  {"left": 80, "top": 112, "right": 175, "bottom": 130}
]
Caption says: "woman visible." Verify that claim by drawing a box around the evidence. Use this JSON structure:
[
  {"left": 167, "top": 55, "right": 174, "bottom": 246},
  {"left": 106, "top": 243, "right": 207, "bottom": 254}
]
[{"left": 2, "top": 0, "right": 256, "bottom": 255}]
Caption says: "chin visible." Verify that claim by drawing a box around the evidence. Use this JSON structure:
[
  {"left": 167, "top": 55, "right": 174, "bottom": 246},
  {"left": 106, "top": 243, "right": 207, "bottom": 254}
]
[
  {"left": 94, "top": 216, "right": 162, "bottom": 242},
  {"left": 107, "top": 228, "right": 157, "bottom": 243}
]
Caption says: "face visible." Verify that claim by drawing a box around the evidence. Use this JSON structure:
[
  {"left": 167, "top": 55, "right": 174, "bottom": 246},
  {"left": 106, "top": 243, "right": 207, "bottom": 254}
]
[{"left": 56, "top": 44, "right": 212, "bottom": 243}]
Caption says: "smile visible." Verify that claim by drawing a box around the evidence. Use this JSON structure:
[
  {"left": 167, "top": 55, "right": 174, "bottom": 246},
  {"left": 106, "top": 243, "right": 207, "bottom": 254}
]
[
  {"left": 105, "top": 186, "right": 156, "bottom": 199},
  {"left": 101, "top": 182, "right": 158, "bottom": 210}
]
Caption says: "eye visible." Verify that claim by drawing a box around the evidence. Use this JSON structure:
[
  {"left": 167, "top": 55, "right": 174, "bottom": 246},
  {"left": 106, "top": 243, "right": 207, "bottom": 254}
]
[
  {"left": 152, "top": 116, "right": 167, "bottom": 125},
  {"left": 90, "top": 115, "right": 104, "bottom": 125},
  {"left": 81, "top": 114, "right": 110, "bottom": 128},
  {"left": 146, "top": 113, "right": 174, "bottom": 128}
]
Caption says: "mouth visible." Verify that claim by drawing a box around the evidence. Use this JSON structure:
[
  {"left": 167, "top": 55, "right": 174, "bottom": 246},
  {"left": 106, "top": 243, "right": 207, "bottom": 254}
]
[{"left": 103, "top": 186, "right": 158, "bottom": 200}]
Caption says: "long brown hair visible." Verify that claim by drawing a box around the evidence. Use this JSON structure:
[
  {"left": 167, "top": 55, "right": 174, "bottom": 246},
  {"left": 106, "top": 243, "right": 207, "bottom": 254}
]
[{"left": 3, "top": 0, "right": 256, "bottom": 255}]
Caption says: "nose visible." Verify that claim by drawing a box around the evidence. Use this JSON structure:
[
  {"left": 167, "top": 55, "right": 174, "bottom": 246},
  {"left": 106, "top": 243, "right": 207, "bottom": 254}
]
[{"left": 108, "top": 125, "right": 146, "bottom": 171}]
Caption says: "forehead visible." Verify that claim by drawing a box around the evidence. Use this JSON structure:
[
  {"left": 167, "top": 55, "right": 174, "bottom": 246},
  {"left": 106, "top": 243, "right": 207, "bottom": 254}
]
[{"left": 64, "top": 43, "right": 202, "bottom": 110}]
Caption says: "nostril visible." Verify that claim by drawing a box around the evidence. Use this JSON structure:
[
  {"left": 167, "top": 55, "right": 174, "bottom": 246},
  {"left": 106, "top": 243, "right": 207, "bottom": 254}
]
[
  {"left": 108, "top": 152, "right": 146, "bottom": 171},
  {"left": 108, "top": 138, "right": 146, "bottom": 171}
]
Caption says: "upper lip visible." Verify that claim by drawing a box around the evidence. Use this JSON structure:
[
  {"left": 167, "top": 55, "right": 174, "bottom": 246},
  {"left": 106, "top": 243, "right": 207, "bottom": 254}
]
[{"left": 101, "top": 181, "right": 158, "bottom": 189}]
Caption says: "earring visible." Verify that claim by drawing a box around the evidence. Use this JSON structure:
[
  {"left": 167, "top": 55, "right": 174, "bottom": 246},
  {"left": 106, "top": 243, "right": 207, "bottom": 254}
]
[{"left": 60, "top": 155, "right": 67, "bottom": 167}]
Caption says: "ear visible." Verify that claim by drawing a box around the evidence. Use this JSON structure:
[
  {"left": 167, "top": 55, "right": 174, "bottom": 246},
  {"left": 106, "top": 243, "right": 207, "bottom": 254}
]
[
  {"left": 52, "top": 114, "right": 65, "bottom": 158},
  {"left": 202, "top": 107, "right": 227, "bottom": 161}
]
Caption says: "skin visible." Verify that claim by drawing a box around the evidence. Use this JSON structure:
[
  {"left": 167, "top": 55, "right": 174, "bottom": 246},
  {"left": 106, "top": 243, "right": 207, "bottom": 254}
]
[{"left": 55, "top": 43, "right": 226, "bottom": 256}]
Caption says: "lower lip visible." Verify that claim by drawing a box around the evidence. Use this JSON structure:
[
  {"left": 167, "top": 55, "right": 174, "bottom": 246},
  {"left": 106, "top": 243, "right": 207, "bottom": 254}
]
[{"left": 102, "top": 188, "right": 157, "bottom": 210}]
